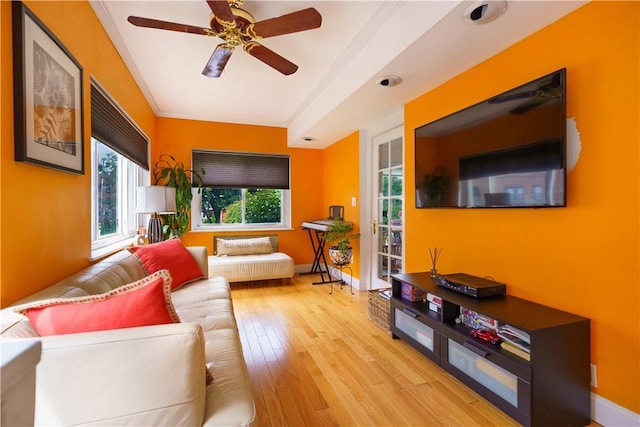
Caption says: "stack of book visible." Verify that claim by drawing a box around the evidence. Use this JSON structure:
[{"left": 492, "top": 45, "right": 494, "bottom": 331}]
[
  {"left": 459, "top": 307, "right": 499, "bottom": 331},
  {"left": 426, "top": 293, "right": 442, "bottom": 314},
  {"left": 498, "top": 324, "right": 531, "bottom": 361}
]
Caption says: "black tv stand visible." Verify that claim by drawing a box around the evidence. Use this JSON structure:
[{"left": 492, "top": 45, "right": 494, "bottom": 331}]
[{"left": 391, "top": 272, "right": 590, "bottom": 427}]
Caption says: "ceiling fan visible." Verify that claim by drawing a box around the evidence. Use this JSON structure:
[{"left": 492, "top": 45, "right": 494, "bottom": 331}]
[
  {"left": 488, "top": 73, "right": 562, "bottom": 114},
  {"left": 127, "top": 0, "right": 322, "bottom": 78}
]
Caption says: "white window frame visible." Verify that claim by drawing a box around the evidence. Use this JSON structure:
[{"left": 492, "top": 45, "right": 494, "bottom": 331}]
[
  {"left": 90, "top": 137, "right": 148, "bottom": 259},
  {"left": 191, "top": 187, "right": 292, "bottom": 232}
]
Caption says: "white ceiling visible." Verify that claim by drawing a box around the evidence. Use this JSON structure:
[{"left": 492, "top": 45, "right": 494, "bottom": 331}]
[{"left": 90, "top": 0, "right": 587, "bottom": 149}]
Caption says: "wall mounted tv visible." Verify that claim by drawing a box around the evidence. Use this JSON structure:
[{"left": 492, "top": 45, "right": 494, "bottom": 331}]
[{"left": 415, "top": 68, "right": 566, "bottom": 208}]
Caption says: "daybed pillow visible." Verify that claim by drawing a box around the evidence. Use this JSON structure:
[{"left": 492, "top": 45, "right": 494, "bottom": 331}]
[
  {"left": 217, "top": 237, "right": 273, "bottom": 256},
  {"left": 19, "top": 270, "right": 179, "bottom": 337},
  {"left": 129, "top": 238, "right": 204, "bottom": 290}
]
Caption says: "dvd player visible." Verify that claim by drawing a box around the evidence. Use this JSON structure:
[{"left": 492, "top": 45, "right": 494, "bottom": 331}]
[{"left": 435, "top": 273, "right": 506, "bottom": 298}]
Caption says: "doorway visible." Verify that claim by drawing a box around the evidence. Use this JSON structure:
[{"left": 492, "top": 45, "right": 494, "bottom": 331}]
[{"left": 370, "top": 126, "right": 404, "bottom": 290}]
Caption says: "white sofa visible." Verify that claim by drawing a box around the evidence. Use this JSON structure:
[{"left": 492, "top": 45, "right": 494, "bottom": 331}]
[
  {"left": 209, "top": 235, "right": 294, "bottom": 283},
  {"left": 0, "top": 246, "right": 255, "bottom": 427}
]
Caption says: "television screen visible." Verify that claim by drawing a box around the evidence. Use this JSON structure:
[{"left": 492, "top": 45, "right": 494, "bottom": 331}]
[{"left": 415, "top": 68, "right": 566, "bottom": 208}]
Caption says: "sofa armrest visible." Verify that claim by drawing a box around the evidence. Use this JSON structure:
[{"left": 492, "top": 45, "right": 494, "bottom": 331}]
[
  {"left": 187, "top": 246, "right": 209, "bottom": 278},
  {"left": 32, "top": 323, "right": 207, "bottom": 426}
]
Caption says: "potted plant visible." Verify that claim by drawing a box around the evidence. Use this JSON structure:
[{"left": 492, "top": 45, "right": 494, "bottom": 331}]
[
  {"left": 153, "top": 154, "right": 205, "bottom": 238},
  {"left": 423, "top": 166, "right": 449, "bottom": 207},
  {"left": 323, "top": 220, "right": 360, "bottom": 266}
]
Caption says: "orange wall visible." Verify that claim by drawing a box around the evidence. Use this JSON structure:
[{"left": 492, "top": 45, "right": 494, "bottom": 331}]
[
  {"left": 405, "top": 2, "right": 639, "bottom": 412},
  {"left": 154, "top": 117, "right": 324, "bottom": 264},
  {"left": 1, "top": 0, "right": 637, "bottom": 415},
  {"left": 323, "top": 131, "right": 361, "bottom": 277},
  {"left": 1, "top": 1, "right": 156, "bottom": 306}
]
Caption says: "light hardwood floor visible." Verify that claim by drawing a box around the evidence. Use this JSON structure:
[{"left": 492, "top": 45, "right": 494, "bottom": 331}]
[{"left": 231, "top": 274, "right": 531, "bottom": 427}]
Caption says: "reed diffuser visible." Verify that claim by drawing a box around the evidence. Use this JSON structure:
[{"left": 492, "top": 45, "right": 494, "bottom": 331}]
[{"left": 429, "top": 247, "right": 442, "bottom": 277}]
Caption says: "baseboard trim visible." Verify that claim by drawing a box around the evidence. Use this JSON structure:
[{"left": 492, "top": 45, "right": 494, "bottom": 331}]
[
  {"left": 294, "top": 264, "right": 312, "bottom": 274},
  {"left": 294, "top": 264, "right": 361, "bottom": 291},
  {"left": 592, "top": 392, "right": 640, "bottom": 426}
]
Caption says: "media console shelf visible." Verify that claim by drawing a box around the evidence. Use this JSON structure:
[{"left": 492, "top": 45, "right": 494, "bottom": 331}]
[{"left": 391, "top": 272, "right": 590, "bottom": 427}]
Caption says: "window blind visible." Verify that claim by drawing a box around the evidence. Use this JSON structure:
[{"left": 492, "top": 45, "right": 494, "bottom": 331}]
[
  {"left": 459, "top": 139, "right": 563, "bottom": 180},
  {"left": 193, "top": 150, "right": 290, "bottom": 189},
  {"left": 90, "top": 79, "right": 149, "bottom": 170}
]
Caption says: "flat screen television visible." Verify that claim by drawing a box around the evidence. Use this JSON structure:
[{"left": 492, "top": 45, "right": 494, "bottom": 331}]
[{"left": 415, "top": 68, "right": 566, "bottom": 208}]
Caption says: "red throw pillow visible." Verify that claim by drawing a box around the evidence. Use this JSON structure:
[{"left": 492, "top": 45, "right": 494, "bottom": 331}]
[
  {"left": 21, "top": 270, "right": 180, "bottom": 336},
  {"left": 129, "top": 238, "right": 204, "bottom": 290}
]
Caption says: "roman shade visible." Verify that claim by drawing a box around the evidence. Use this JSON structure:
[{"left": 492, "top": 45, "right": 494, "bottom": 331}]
[
  {"left": 90, "top": 79, "right": 149, "bottom": 170},
  {"left": 193, "top": 150, "right": 290, "bottom": 189},
  {"left": 459, "top": 139, "right": 563, "bottom": 180}
]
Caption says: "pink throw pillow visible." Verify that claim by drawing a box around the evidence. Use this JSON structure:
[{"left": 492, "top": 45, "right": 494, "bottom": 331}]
[
  {"left": 21, "top": 270, "right": 179, "bottom": 336},
  {"left": 129, "top": 238, "right": 204, "bottom": 290}
]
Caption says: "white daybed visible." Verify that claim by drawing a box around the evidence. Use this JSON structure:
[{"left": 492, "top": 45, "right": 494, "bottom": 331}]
[{"left": 208, "top": 235, "right": 294, "bottom": 284}]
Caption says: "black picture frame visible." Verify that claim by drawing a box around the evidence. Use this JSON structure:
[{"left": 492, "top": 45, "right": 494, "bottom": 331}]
[{"left": 12, "top": 1, "right": 84, "bottom": 174}]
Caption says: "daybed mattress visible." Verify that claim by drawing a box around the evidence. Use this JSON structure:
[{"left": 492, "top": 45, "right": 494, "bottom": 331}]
[{"left": 208, "top": 252, "right": 294, "bottom": 282}]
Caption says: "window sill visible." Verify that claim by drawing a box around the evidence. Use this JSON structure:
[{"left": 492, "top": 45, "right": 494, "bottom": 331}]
[
  {"left": 90, "top": 236, "right": 135, "bottom": 261},
  {"left": 191, "top": 225, "right": 294, "bottom": 233}
]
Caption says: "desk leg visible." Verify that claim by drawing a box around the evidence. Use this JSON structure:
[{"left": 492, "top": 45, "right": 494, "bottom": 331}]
[
  {"left": 310, "top": 229, "right": 324, "bottom": 274},
  {"left": 301, "top": 228, "right": 341, "bottom": 285},
  {"left": 328, "top": 264, "right": 354, "bottom": 295}
]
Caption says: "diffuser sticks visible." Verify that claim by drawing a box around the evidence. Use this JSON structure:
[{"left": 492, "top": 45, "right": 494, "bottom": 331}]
[{"left": 429, "top": 247, "right": 442, "bottom": 277}]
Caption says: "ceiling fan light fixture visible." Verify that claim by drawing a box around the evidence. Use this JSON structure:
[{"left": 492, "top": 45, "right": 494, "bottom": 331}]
[
  {"left": 378, "top": 75, "right": 402, "bottom": 87},
  {"left": 464, "top": 1, "right": 507, "bottom": 25},
  {"left": 128, "top": 0, "right": 321, "bottom": 77}
]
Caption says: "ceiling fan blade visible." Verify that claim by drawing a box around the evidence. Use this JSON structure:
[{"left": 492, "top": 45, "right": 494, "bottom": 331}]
[
  {"left": 206, "top": 0, "right": 236, "bottom": 27},
  {"left": 202, "top": 45, "right": 234, "bottom": 78},
  {"left": 488, "top": 90, "right": 538, "bottom": 104},
  {"left": 249, "top": 8, "right": 321, "bottom": 39},
  {"left": 244, "top": 42, "right": 297, "bottom": 75},
  {"left": 491, "top": 74, "right": 561, "bottom": 104},
  {"left": 127, "top": 16, "right": 210, "bottom": 36},
  {"left": 510, "top": 97, "right": 549, "bottom": 114}
]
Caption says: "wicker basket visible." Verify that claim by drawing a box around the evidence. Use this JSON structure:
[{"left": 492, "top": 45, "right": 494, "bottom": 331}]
[{"left": 368, "top": 290, "right": 391, "bottom": 334}]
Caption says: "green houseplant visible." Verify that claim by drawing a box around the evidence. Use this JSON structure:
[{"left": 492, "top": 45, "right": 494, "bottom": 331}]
[
  {"left": 323, "top": 220, "right": 360, "bottom": 265},
  {"left": 423, "top": 166, "right": 449, "bottom": 207},
  {"left": 153, "top": 154, "right": 204, "bottom": 238}
]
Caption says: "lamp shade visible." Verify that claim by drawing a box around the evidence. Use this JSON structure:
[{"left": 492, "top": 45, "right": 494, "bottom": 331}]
[{"left": 136, "top": 186, "right": 177, "bottom": 214}]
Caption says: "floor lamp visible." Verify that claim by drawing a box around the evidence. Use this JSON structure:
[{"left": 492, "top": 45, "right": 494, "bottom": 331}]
[{"left": 136, "top": 186, "right": 177, "bottom": 244}]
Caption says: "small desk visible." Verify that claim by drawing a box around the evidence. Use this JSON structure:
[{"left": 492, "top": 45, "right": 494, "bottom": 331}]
[{"left": 301, "top": 220, "right": 349, "bottom": 285}]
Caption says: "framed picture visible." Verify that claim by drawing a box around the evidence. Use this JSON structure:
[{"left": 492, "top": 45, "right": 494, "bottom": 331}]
[{"left": 12, "top": 2, "right": 84, "bottom": 174}]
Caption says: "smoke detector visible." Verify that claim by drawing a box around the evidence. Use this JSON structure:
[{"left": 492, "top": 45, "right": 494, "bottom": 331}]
[
  {"left": 464, "top": 1, "right": 507, "bottom": 24},
  {"left": 377, "top": 75, "right": 402, "bottom": 87}
]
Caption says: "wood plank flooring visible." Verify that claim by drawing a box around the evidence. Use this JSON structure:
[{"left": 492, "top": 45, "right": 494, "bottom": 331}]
[{"left": 230, "top": 275, "right": 590, "bottom": 427}]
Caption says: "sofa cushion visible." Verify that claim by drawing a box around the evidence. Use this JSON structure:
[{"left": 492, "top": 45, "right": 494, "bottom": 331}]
[
  {"left": 129, "top": 238, "right": 204, "bottom": 290},
  {"left": 216, "top": 237, "right": 273, "bottom": 256},
  {"left": 19, "top": 270, "right": 179, "bottom": 336},
  {"left": 208, "top": 252, "right": 294, "bottom": 282}
]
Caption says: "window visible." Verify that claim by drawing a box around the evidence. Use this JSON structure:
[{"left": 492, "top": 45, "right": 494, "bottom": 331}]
[
  {"left": 191, "top": 150, "right": 291, "bottom": 231},
  {"left": 532, "top": 185, "right": 543, "bottom": 203},
  {"left": 505, "top": 186, "right": 524, "bottom": 202},
  {"left": 91, "top": 79, "right": 149, "bottom": 258},
  {"left": 91, "top": 139, "right": 147, "bottom": 253}
]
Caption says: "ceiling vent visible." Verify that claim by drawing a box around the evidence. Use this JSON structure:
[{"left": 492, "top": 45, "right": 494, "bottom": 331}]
[{"left": 464, "top": 1, "right": 507, "bottom": 24}]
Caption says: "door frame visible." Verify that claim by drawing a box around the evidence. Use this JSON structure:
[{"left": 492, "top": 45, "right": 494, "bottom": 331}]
[{"left": 358, "top": 110, "right": 404, "bottom": 290}]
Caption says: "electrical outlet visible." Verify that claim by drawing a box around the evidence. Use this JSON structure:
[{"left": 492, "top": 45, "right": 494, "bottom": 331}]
[{"left": 590, "top": 363, "right": 598, "bottom": 388}]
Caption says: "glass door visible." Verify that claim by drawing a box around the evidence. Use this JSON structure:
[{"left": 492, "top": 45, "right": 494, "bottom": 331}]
[{"left": 371, "top": 127, "right": 404, "bottom": 289}]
